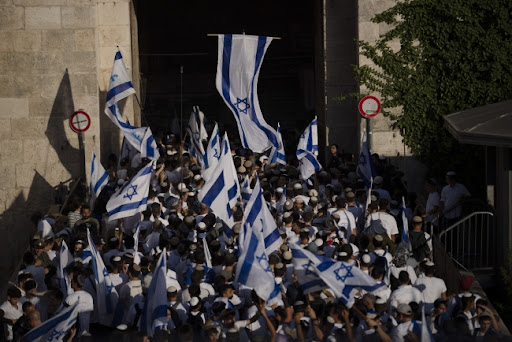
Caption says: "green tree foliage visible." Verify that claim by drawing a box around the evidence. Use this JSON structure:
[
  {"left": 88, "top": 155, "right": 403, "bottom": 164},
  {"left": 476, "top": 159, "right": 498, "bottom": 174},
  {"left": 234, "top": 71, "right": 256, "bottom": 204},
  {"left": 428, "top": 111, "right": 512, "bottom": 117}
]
[{"left": 355, "top": 0, "right": 512, "bottom": 171}]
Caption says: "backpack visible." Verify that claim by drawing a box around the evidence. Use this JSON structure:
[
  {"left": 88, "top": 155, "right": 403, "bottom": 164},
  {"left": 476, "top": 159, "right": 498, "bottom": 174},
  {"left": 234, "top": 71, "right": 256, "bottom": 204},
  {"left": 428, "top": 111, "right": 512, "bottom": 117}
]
[
  {"left": 374, "top": 253, "right": 389, "bottom": 273},
  {"left": 363, "top": 214, "right": 387, "bottom": 235},
  {"left": 409, "top": 231, "right": 430, "bottom": 262}
]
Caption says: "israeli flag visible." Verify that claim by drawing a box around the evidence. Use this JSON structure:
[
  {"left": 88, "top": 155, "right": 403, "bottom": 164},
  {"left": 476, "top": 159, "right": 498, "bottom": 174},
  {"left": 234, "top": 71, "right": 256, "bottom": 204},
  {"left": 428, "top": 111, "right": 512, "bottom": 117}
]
[
  {"left": 57, "top": 241, "right": 73, "bottom": 297},
  {"left": 118, "top": 131, "right": 137, "bottom": 167},
  {"left": 187, "top": 106, "right": 207, "bottom": 162},
  {"left": 105, "top": 48, "right": 159, "bottom": 160},
  {"left": 86, "top": 230, "right": 120, "bottom": 326},
  {"left": 357, "top": 129, "right": 376, "bottom": 189},
  {"left": 216, "top": 34, "right": 278, "bottom": 153},
  {"left": 90, "top": 152, "right": 109, "bottom": 198},
  {"left": 202, "top": 123, "right": 221, "bottom": 181},
  {"left": 289, "top": 243, "right": 327, "bottom": 294},
  {"left": 294, "top": 242, "right": 384, "bottom": 307},
  {"left": 297, "top": 117, "right": 322, "bottom": 183},
  {"left": 140, "top": 248, "right": 169, "bottom": 337},
  {"left": 401, "top": 196, "right": 412, "bottom": 251},
  {"left": 23, "top": 303, "right": 79, "bottom": 342},
  {"left": 421, "top": 306, "right": 435, "bottom": 342},
  {"left": 203, "top": 237, "right": 213, "bottom": 269},
  {"left": 198, "top": 133, "right": 240, "bottom": 227},
  {"left": 133, "top": 224, "right": 141, "bottom": 265},
  {"left": 269, "top": 122, "right": 286, "bottom": 166},
  {"left": 242, "top": 178, "right": 282, "bottom": 254},
  {"left": 241, "top": 175, "right": 252, "bottom": 205},
  {"left": 236, "top": 186, "right": 280, "bottom": 303},
  {"left": 106, "top": 162, "right": 153, "bottom": 221}
]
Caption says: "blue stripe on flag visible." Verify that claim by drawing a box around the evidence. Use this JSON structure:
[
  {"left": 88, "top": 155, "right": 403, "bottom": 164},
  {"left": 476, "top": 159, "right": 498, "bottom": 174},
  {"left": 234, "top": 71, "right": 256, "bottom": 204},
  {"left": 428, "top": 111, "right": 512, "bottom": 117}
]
[
  {"left": 264, "top": 229, "right": 281, "bottom": 250},
  {"left": 227, "top": 183, "right": 238, "bottom": 201},
  {"left": 300, "top": 279, "right": 325, "bottom": 292},
  {"left": 316, "top": 260, "right": 336, "bottom": 272},
  {"left": 145, "top": 134, "right": 155, "bottom": 158},
  {"left": 236, "top": 233, "right": 258, "bottom": 284},
  {"left": 106, "top": 81, "right": 134, "bottom": 104},
  {"left": 221, "top": 35, "right": 249, "bottom": 148},
  {"left": 201, "top": 171, "right": 225, "bottom": 206},
  {"left": 94, "top": 172, "right": 109, "bottom": 195},
  {"left": 246, "top": 195, "right": 262, "bottom": 226},
  {"left": 23, "top": 306, "right": 76, "bottom": 340},
  {"left": 109, "top": 198, "right": 148, "bottom": 216}
]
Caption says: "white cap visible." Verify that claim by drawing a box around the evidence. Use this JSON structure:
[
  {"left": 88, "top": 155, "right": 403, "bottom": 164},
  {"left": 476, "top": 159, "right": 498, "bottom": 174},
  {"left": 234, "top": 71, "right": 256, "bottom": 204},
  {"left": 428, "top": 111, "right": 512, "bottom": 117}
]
[
  {"left": 293, "top": 183, "right": 302, "bottom": 190},
  {"left": 374, "top": 176, "right": 383, "bottom": 184},
  {"left": 194, "top": 174, "right": 202, "bottom": 181},
  {"left": 177, "top": 183, "right": 187, "bottom": 191},
  {"left": 259, "top": 155, "right": 269, "bottom": 163},
  {"left": 362, "top": 254, "right": 371, "bottom": 264},
  {"left": 276, "top": 187, "right": 284, "bottom": 194},
  {"left": 190, "top": 297, "right": 200, "bottom": 306},
  {"left": 198, "top": 222, "right": 207, "bottom": 231}
]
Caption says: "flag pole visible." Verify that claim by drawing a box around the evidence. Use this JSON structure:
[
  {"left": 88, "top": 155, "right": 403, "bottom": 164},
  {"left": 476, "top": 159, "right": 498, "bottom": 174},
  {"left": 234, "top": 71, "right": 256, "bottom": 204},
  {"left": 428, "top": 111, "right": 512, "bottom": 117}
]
[{"left": 207, "top": 33, "right": 281, "bottom": 40}]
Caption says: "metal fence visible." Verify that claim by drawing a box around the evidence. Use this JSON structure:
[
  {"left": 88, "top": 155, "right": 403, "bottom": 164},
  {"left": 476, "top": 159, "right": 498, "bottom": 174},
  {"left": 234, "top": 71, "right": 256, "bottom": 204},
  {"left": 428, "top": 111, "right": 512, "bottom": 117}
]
[{"left": 437, "top": 212, "right": 495, "bottom": 271}]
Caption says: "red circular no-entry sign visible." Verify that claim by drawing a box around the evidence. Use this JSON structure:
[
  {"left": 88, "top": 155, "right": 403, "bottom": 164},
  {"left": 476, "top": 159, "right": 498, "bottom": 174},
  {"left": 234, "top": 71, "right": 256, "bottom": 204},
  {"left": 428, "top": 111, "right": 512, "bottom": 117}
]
[
  {"left": 69, "top": 110, "right": 91, "bottom": 133},
  {"left": 358, "top": 96, "right": 381, "bottom": 118}
]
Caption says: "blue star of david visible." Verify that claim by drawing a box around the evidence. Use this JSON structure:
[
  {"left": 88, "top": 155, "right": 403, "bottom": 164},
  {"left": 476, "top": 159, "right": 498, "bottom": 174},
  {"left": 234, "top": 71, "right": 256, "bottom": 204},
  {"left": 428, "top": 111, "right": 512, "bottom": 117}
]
[
  {"left": 235, "top": 98, "right": 250, "bottom": 114},
  {"left": 48, "top": 329, "right": 67, "bottom": 341},
  {"left": 213, "top": 148, "right": 220, "bottom": 159},
  {"left": 334, "top": 263, "right": 354, "bottom": 282},
  {"left": 124, "top": 184, "right": 138, "bottom": 200},
  {"left": 110, "top": 74, "right": 118, "bottom": 82},
  {"left": 131, "top": 133, "right": 143, "bottom": 143},
  {"left": 302, "top": 260, "right": 316, "bottom": 276},
  {"left": 256, "top": 253, "right": 272, "bottom": 273}
]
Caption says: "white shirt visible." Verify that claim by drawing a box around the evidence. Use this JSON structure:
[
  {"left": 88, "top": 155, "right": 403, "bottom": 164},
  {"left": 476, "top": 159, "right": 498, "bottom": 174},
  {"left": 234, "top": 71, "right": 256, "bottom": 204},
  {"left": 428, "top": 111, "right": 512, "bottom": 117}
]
[
  {"left": 441, "top": 183, "right": 470, "bottom": 219},
  {"left": 366, "top": 212, "right": 399, "bottom": 240},
  {"left": 425, "top": 191, "right": 440, "bottom": 223},
  {"left": 65, "top": 290, "right": 94, "bottom": 312},
  {"left": 414, "top": 276, "right": 447, "bottom": 312},
  {"left": 389, "top": 285, "right": 423, "bottom": 313},
  {"left": 0, "top": 300, "right": 22, "bottom": 340},
  {"left": 387, "top": 265, "right": 417, "bottom": 286},
  {"left": 334, "top": 209, "right": 357, "bottom": 238}
]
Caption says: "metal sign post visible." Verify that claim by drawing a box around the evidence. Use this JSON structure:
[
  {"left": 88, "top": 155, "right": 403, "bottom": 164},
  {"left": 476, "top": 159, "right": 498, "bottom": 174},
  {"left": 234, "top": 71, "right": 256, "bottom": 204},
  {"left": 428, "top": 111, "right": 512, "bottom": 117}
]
[{"left": 69, "top": 110, "right": 91, "bottom": 194}]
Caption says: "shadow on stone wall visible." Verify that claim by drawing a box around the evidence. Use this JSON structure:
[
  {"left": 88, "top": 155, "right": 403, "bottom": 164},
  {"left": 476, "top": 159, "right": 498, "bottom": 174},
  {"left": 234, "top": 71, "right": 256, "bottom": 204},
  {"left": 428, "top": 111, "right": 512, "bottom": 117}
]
[{"left": 0, "top": 70, "right": 82, "bottom": 300}]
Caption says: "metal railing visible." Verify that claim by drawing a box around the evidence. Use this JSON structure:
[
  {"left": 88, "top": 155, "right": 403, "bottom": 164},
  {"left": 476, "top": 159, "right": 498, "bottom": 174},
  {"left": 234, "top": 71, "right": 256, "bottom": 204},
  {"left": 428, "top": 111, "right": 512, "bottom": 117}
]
[{"left": 437, "top": 212, "right": 495, "bottom": 271}]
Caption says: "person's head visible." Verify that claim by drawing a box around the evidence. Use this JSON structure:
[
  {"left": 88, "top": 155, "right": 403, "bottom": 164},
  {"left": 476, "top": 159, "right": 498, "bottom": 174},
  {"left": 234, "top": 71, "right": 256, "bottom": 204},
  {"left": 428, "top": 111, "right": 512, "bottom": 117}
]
[
  {"left": 446, "top": 171, "right": 457, "bottom": 186},
  {"left": 478, "top": 312, "right": 492, "bottom": 333},
  {"left": 396, "top": 303, "right": 413, "bottom": 322},
  {"left": 220, "top": 284, "right": 235, "bottom": 299},
  {"left": 221, "top": 309, "right": 237, "bottom": 328},
  {"left": 461, "top": 293, "right": 475, "bottom": 311},
  {"left": 7, "top": 286, "right": 21, "bottom": 306},
  {"left": 426, "top": 178, "right": 437, "bottom": 192},
  {"left": 330, "top": 144, "right": 339, "bottom": 156},
  {"left": 412, "top": 216, "right": 423, "bottom": 230},
  {"left": 80, "top": 204, "right": 91, "bottom": 219},
  {"left": 128, "top": 263, "right": 141, "bottom": 279},
  {"left": 47, "top": 289, "right": 64, "bottom": 314},
  {"left": 378, "top": 198, "right": 389, "bottom": 211},
  {"left": 398, "top": 270, "right": 410, "bottom": 285},
  {"left": 434, "top": 299, "right": 447, "bottom": 316},
  {"left": 27, "top": 309, "right": 42, "bottom": 328}
]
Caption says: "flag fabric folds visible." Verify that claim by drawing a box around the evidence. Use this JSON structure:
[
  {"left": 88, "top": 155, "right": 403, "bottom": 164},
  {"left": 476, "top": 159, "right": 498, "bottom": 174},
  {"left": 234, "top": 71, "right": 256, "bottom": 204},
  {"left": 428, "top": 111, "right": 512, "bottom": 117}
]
[
  {"left": 86, "top": 230, "right": 119, "bottom": 326},
  {"left": 202, "top": 123, "right": 221, "bottom": 181},
  {"left": 140, "top": 248, "right": 169, "bottom": 337},
  {"left": 401, "top": 196, "right": 412, "bottom": 251},
  {"left": 269, "top": 122, "right": 286, "bottom": 166},
  {"left": 187, "top": 106, "right": 207, "bottom": 162},
  {"left": 198, "top": 133, "right": 240, "bottom": 227},
  {"left": 57, "top": 241, "right": 73, "bottom": 297},
  {"left": 240, "top": 175, "right": 252, "bottom": 206},
  {"left": 23, "top": 303, "right": 79, "bottom": 342},
  {"left": 290, "top": 241, "right": 385, "bottom": 307},
  {"left": 296, "top": 117, "right": 322, "bottom": 182},
  {"left": 90, "top": 152, "right": 109, "bottom": 198},
  {"left": 133, "top": 224, "right": 141, "bottom": 265},
  {"left": 118, "top": 132, "right": 137, "bottom": 167},
  {"left": 421, "top": 306, "right": 434, "bottom": 342},
  {"left": 236, "top": 182, "right": 280, "bottom": 303},
  {"left": 106, "top": 162, "right": 153, "bottom": 221},
  {"left": 289, "top": 244, "right": 327, "bottom": 294},
  {"left": 216, "top": 34, "right": 278, "bottom": 153},
  {"left": 104, "top": 48, "right": 159, "bottom": 160},
  {"left": 357, "top": 128, "right": 376, "bottom": 189}
]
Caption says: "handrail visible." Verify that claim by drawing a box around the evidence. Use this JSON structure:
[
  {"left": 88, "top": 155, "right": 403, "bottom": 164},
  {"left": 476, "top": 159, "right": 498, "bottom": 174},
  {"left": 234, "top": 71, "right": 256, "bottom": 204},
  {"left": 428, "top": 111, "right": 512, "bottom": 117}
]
[{"left": 439, "top": 211, "right": 494, "bottom": 239}]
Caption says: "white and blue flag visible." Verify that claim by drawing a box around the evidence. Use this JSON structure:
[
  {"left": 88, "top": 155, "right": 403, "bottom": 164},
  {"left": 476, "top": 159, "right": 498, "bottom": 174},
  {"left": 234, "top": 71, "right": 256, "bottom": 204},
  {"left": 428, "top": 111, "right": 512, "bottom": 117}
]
[
  {"left": 57, "top": 241, "right": 73, "bottom": 297},
  {"left": 106, "top": 162, "right": 153, "bottom": 221},
  {"left": 105, "top": 48, "right": 159, "bottom": 161},
  {"left": 297, "top": 117, "right": 322, "bottom": 183},
  {"left": 421, "top": 306, "right": 434, "bottom": 342},
  {"left": 216, "top": 34, "right": 278, "bottom": 153},
  {"left": 86, "top": 229, "right": 119, "bottom": 326},
  {"left": 289, "top": 243, "right": 327, "bottom": 294},
  {"left": 202, "top": 123, "right": 221, "bottom": 181},
  {"left": 401, "top": 196, "right": 412, "bottom": 251},
  {"left": 240, "top": 175, "right": 252, "bottom": 206},
  {"left": 293, "top": 242, "right": 385, "bottom": 307},
  {"left": 118, "top": 130, "right": 137, "bottom": 167},
  {"left": 236, "top": 184, "right": 281, "bottom": 303},
  {"left": 187, "top": 106, "right": 207, "bottom": 162},
  {"left": 357, "top": 128, "right": 376, "bottom": 189},
  {"left": 133, "top": 224, "right": 141, "bottom": 265},
  {"left": 198, "top": 133, "right": 240, "bottom": 227},
  {"left": 140, "top": 248, "right": 168, "bottom": 337},
  {"left": 242, "top": 178, "right": 282, "bottom": 254},
  {"left": 269, "top": 122, "right": 286, "bottom": 166},
  {"left": 23, "top": 303, "right": 79, "bottom": 342},
  {"left": 90, "top": 152, "right": 109, "bottom": 198}
]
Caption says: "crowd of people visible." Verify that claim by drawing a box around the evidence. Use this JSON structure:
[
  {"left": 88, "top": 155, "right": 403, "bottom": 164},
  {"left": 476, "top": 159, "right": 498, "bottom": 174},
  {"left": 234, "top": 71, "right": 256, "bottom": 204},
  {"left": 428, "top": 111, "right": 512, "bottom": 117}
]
[{"left": 0, "top": 135, "right": 501, "bottom": 342}]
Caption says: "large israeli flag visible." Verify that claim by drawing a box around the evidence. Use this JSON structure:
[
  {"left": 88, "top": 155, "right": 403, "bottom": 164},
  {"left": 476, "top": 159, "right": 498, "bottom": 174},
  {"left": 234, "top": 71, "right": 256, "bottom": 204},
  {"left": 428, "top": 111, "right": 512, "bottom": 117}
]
[
  {"left": 269, "top": 122, "right": 286, "bottom": 166},
  {"left": 357, "top": 129, "right": 376, "bottom": 189},
  {"left": 198, "top": 133, "right": 240, "bottom": 227},
  {"left": 236, "top": 187, "right": 281, "bottom": 303},
  {"left": 23, "top": 303, "right": 79, "bottom": 342},
  {"left": 90, "top": 152, "right": 109, "bottom": 198},
  {"left": 86, "top": 229, "right": 119, "bottom": 326},
  {"left": 202, "top": 123, "right": 221, "bottom": 181},
  {"left": 106, "top": 162, "right": 153, "bottom": 221},
  {"left": 216, "top": 34, "right": 278, "bottom": 153},
  {"left": 105, "top": 48, "right": 159, "bottom": 161},
  {"left": 242, "top": 178, "right": 282, "bottom": 254},
  {"left": 303, "top": 248, "right": 385, "bottom": 307},
  {"left": 187, "top": 106, "right": 207, "bottom": 162},
  {"left": 140, "top": 248, "right": 168, "bottom": 337},
  {"left": 297, "top": 117, "right": 322, "bottom": 182},
  {"left": 240, "top": 175, "right": 252, "bottom": 206}
]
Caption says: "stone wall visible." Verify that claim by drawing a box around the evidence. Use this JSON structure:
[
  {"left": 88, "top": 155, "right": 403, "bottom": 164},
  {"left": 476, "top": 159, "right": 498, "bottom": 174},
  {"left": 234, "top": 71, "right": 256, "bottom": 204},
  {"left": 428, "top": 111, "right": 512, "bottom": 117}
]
[{"left": 0, "top": 0, "right": 138, "bottom": 296}]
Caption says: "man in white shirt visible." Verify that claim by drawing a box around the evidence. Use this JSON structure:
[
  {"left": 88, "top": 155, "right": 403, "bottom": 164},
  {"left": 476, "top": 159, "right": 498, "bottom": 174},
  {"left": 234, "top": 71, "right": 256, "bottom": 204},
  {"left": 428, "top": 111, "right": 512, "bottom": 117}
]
[
  {"left": 423, "top": 178, "right": 440, "bottom": 228},
  {"left": 389, "top": 271, "right": 422, "bottom": 315},
  {"left": 65, "top": 275, "right": 94, "bottom": 337},
  {"left": 366, "top": 198, "right": 399, "bottom": 242},
  {"left": 414, "top": 261, "right": 447, "bottom": 313},
  {"left": 0, "top": 287, "right": 23, "bottom": 341},
  {"left": 333, "top": 197, "right": 357, "bottom": 239},
  {"left": 440, "top": 171, "right": 470, "bottom": 224}
]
